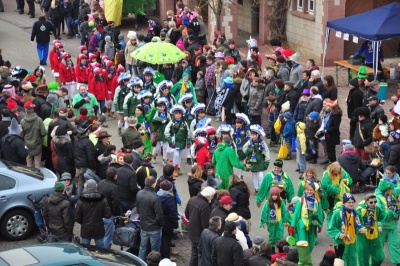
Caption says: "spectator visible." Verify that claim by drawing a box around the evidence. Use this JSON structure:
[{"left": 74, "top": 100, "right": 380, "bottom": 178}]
[
  {"left": 304, "top": 86, "right": 323, "bottom": 120},
  {"left": 304, "top": 111, "right": 320, "bottom": 164},
  {"left": 225, "top": 213, "right": 249, "bottom": 250},
  {"left": 362, "top": 80, "right": 380, "bottom": 106},
  {"left": 338, "top": 143, "right": 368, "bottom": 189},
  {"left": 211, "top": 221, "right": 244, "bottom": 265},
  {"left": 368, "top": 96, "right": 384, "bottom": 126},
  {"left": 121, "top": 116, "right": 141, "bottom": 149},
  {"left": 386, "top": 130, "right": 400, "bottom": 175},
  {"left": 243, "top": 236, "right": 265, "bottom": 264},
  {"left": 0, "top": 118, "right": 28, "bottom": 164},
  {"left": 187, "top": 165, "right": 205, "bottom": 198},
  {"left": 293, "top": 88, "right": 310, "bottom": 122},
  {"left": 353, "top": 107, "right": 373, "bottom": 161},
  {"left": 43, "top": 182, "right": 73, "bottom": 242},
  {"left": 346, "top": 78, "right": 364, "bottom": 142},
  {"left": 94, "top": 131, "right": 112, "bottom": 180},
  {"left": 117, "top": 153, "right": 139, "bottom": 215},
  {"left": 247, "top": 77, "right": 264, "bottom": 125},
  {"left": 155, "top": 164, "right": 182, "bottom": 206},
  {"left": 229, "top": 174, "right": 251, "bottom": 221},
  {"left": 289, "top": 52, "right": 303, "bottom": 89},
  {"left": 247, "top": 241, "right": 273, "bottom": 266},
  {"left": 224, "top": 40, "right": 241, "bottom": 64},
  {"left": 308, "top": 70, "right": 324, "bottom": 96},
  {"left": 324, "top": 102, "right": 343, "bottom": 164},
  {"left": 136, "top": 176, "right": 164, "bottom": 261},
  {"left": 31, "top": 15, "right": 55, "bottom": 65},
  {"left": 271, "top": 239, "right": 289, "bottom": 263},
  {"left": 210, "top": 195, "right": 235, "bottom": 233},
  {"left": 185, "top": 186, "right": 216, "bottom": 266},
  {"left": 136, "top": 152, "right": 158, "bottom": 189},
  {"left": 276, "top": 56, "right": 290, "bottom": 82},
  {"left": 76, "top": 179, "right": 112, "bottom": 248},
  {"left": 52, "top": 125, "right": 75, "bottom": 176},
  {"left": 323, "top": 75, "right": 338, "bottom": 101},
  {"left": 131, "top": 139, "right": 144, "bottom": 170},
  {"left": 146, "top": 251, "right": 161, "bottom": 266},
  {"left": 198, "top": 216, "right": 221, "bottom": 266},
  {"left": 295, "top": 70, "right": 311, "bottom": 93}
]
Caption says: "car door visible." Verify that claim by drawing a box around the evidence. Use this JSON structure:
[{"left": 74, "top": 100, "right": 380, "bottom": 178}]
[{"left": 0, "top": 175, "right": 17, "bottom": 218}]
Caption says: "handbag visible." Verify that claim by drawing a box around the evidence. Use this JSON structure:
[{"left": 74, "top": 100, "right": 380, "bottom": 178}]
[
  {"left": 315, "top": 118, "right": 325, "bottom": 140},
  {"left": 358, "top": 123, "right": 375, "bottom": 154},
  {"left": 278, "top": 141, "right": 289, "bottom": 159},
  {"left": 113, "top": 221, "right": 140, "bottom": 248}
]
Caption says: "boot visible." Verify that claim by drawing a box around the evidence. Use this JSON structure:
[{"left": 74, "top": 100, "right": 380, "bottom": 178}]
[
  {"left": 177, "top": 168, "right": 183, "bottom": 176},
  {"left": 107, "top": 108, "right": 111, "bottom": 117},
  {"left": 187, "top": 158, "right": 191, "bottom": 165},
  {"left": 152, "top": 153, "right": 157, "bottom": 164},
  {"left": 284, "top": 153, "right": 292, "bottom": 160},
  {"left": 310, "top": 155, "right": 317, "bottom": 164},
  {"left": 173, "top": 166, "right": 179, "bottom": 177},
  {"left": 102, "top": 122, "right": 108, "bottom": 128},
  {"left": 118, "top": 127, "right": 122, "bottom": 136},
  {"left": 110, "top": 112, "right": 116, "bottom": 119}
]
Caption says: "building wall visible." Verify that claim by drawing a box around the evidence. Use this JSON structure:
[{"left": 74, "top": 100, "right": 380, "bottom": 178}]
[{"left": 237, "top": 0, "right": 254, "bottom": 33}]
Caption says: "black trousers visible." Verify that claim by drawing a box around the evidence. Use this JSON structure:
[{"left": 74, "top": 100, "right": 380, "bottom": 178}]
[
  {"left": 326, "top": 139, "right": 337, "bottom": 163},
  {"left": 26, "top": 0, "right": 34, "bottom": 15}
]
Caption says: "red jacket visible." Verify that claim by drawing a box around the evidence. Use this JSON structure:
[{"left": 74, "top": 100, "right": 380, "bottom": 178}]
[
  {"left": 59, "top": 63, "right": 76, "bottom": 83},
  {"left": 75, "top": 64, "right": 90, "bottom": 83},
  {"left": 109, "top": 74, "right": 119, "bottom": 98},
  {"left": 195, "top": 145, "right": 211, "bottom": 170},
  {"left": 51, "top": 52, "right": 62, "bottom": 73},
  {"left": 49, "top": 50, "right": 56, "bottom": 70},
  {"left": 89, "top": 76, "right": 109, "bottom": 101}
]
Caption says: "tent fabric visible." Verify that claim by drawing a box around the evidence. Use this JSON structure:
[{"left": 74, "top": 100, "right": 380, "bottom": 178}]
[
  {"left": 326, "top": 2, "right": 400, "bottom": 41},
  {"left": 104, "top": 0, "right": 123, "bottom": 26}
]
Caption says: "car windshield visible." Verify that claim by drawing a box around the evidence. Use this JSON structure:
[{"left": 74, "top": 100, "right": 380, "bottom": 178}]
[
  {"left": 83, "top": 245, "right": 144, "bottom": 266},
  {"left": 1, "top": 160, "right": 44, "bottom": 180}
]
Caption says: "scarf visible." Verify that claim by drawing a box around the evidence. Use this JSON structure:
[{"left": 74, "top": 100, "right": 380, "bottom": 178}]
[
  {"left": 304, "top": 194, "right": 316, "bottom": 211},
  {"left": 208, "top": 137, "right": 217, "bottom": 150},
  {"left": 158, "top": 110, "right": 167, "bottom": 120},
  {"left": 269, "top": 201, "right": 277, "bottom": 222},
  {"left": 66, "top": 60, "right": 74, "bottom": 70},
  {"left": 235, "top": 126, "right": 248, "bottom": 148},
  {"left": 142, "top": 102, "right": 151, "bottom": 113},
  {"left": 250, "top": 138, "right": 265, "bottom": 162},
  {"left": 324, "top": 112, "right": 331, "bottom": 130},
  {"left": 143, "top": 80, "right": 154, "bottom": 92},
  {"left": 95, "top": 75, "right": 104, "bottom": 81},
  {"left": 79, "top": 63, "right": 87, "bottom": 68},
  {"left": 136, "top": 114, "right": 145, "bottom": 124},
  {"left": 365, "top": 206, "right": 375, "bottom": 230},
  {"left": 196, "top": 117, "right": 208, "bottom": 129},
  {"left": 341, "top": 206, "right": 362, "bottom": 244}
]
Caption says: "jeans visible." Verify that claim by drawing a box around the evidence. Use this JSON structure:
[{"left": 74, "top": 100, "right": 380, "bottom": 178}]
[
  {"left": 36, "top": 43, "right": 49, "bottom": 64},
  {"left": 64, "top": 16, "right": 73, "bottom": 37},
  {"left": 81, "top": 237, "right": 104, "bottom": 248},
  {"left": 103, "top": 217, "right": 115, "bottom": 249},
  {"left": 189, "top": 241, "right": 199, "bottom": 266},
  {"left": 206, "top": 86, "right": 216, "bottom": 115},
  {"left": 296, "top": 138, "right": 306, "bottom": 172},
  {"left": 16, "top": 0, "right": 24, "bottom": 11},
  {"left": 138, "top": 228, "right": 162, "bottom": 261}
]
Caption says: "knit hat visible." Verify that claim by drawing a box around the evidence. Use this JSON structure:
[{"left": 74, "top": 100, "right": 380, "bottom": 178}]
[
  {"left": 349, "top": 78, "right": 359, "bottom": 87},
  {"left": 7, "top": 99, "right": 17, "bottom": 109},
  {"left": 284, "top": 246, "right": 299, "bottom": 263},
  {"left": 160, "top": 180, "right": 173, "bottom": 191},
  {"left": 378, "top": 180, "right": 395, "bottom": 192},
  {"left": 239, "top": 60, "right": 248, "bottom": 69},
  {"left": 308, "top": 111, "right": 320, "bottom": 120},
  {"left": 344, "top": 144, "right": 354, "bottom": 151},
  {"left": 83, "top": 179, "right": 97, "bottom": 194},
  {"left": 281, "top": 101, "right": 290, "bottom": 112},
  {"left": 270, "top": 186, "right": 281, "bottom": 196},
  {"left": 54, "top": 182, "right": 65, "bottom": 192},
  {"left": 159, "top": 258, "right": 176, "bottom": 266},
  {"left": 274, "top": 159, "right": 283, "bottom": 167},
  {"left": 35, "top": 84, "right": 49, "bottom": 95},
  {"left": 301, "top": 88, "right": 310, "bottom": 95},
  {"left": 220, "top": 196, "right": 236, "bottom": 205},
  {"left": 343, "top": 193, "right": 356, "bottom": 203},
  {"left": 48, "top": 81, "right": 59, "bottom": 91},
  {"left": 276, "top": 55, "right": 285, "bottom": 63},
  {"left": 364, "top": 193, "right": 376, "bottom": 201},
  {"left": 60, "top": 172, "right": 72, "bottom": 181},
  {"left": 284, "top": 111, "right": 293, "bottom": 120},
  {"left": 80, "top": 107, "right": 88, "bottom": 116},
  {"left": 380, "top": 114, "right": 388, "bottom": 124},
  {"left": 132, "top": 139, "right": 144, "bottom": 149},
  {"left": 252, "top": 236, "right": 264, "bottom": 246},
  {"left": 182, "top": 15, "right": 190, "bottom": 25},
  {"left": 47, "top": 93, "right": 58, "bottom": 104},
  {"left": 8, "top": 118, "right": 22, "bottom": 135}
]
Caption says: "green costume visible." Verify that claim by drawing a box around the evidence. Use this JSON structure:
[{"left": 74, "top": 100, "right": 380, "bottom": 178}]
[
  {"left": 375, "top": 181, "right": 400, "bottom": 264},
  {"left": 327, "top": 202, "right": 364, "bottom": 266},
  {"left": 321, "top": 169, "right": 352, "bottom": 221},
  {"left": 165, "top": 119, "right": 189, "bottom": 149},
  {"left": 298, "top": 179, "right": 329, "bottom": 211},
  {"left": 256, "top": 170, "right": 295, "bottom": 205},
  {"left": 123, "top": 92, "right": 140, "bottom": 117},
  {"left": 135, "top": 114, "right": 152, "bottom": 154},
  {"left": 147, "top": 107, "right": 170, "bottom": 142},
  {"left": 291, "top": 196, "right": 324, "bottom": 252},
  {"left": 356, "top": 200, "right": 385, "bottom": 266},
  {"left": 212, "top": 142, "right": 246, "bottom": 190},
  {"left": 259, "top": 200, "right": 289, "bottom": 248},
  {"left": 170, "top": 78, "right": 198, "bottom": 104},
  {"left": 243, "top": 139, "right": 270, "bottom": 172},
  {"left": 72, "top": 92, "right": 98, "bottom": 117},
  {"left": 113, "top": 84, "right": 129, "bottom": 113},
  {"left": 234, "top": 126, "right": 250, "bottom": 161}
]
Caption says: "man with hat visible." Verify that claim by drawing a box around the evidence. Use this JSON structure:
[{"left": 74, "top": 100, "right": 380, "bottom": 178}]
[
  {"left": 198, "top": 216, "right": 222, "bottom": 266},
  {"left": 353, "top": 106, "right": 374, "bottom": 160},
  {"left": 43, "top": 181, "right": 73, "bottom": 242},
  {"left": 0, "top": 118, "right": 28, "bottom": 165},
  {"left": 327, "top": 193, "right": 366, "bottom": 265},
  {"left": 362, "top": 80, "right": 380, "bottom": 107},
  {"left": 355, "top": 193, "right": 386, "bottom": 266},
  {"left": 210, "top": 195, "right": 236, "bottom": 233},
  {"left": 21, "top": 101, "right": 46, "bottom": 168},
  {"left": 256, "top": 159, "right": 294, "bottom": 207},
  {"left": 211, "top": 221, "right": 244, "bottom": 265},
  {"left": 368, "top": 95, "right": 384, "bottom": 126},
  {"left": 121, "top": 116, "right": 140, "bottom": 150},
  {"left": 94, "top": 131, "right": 113, "bottom": 179},
  {"left": 294, "top": 88, "right": 310, "bottom": 122},
  {"left": 283, "top": 80, "right": 298, "bottom": 113},
  {"left": 131, "top": 139, "right": 144, "bottom": 170},
  {"left": 375, "top": 180, "right": 400, "bottom": 265}
]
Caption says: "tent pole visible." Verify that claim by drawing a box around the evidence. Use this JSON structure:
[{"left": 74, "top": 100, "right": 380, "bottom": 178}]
[{"left": 322, "top": 28, "right": 330, "bottom": 78}]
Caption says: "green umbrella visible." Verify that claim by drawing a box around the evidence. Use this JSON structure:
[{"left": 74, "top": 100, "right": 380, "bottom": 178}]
[{"left": 131, "top": 42, "right": 186, "bottom": 64}]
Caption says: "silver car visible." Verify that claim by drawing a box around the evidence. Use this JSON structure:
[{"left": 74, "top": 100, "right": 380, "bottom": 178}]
[{"left": 0, "top": 160, "right": 57, "bottom": 241}]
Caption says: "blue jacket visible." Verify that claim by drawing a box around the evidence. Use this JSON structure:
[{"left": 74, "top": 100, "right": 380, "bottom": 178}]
[
  {"left": 283, "top": 118, "right": 295, "bottom": 143},
  {"left": 157, "top": 190, "right": 179, "bottom": 236}
]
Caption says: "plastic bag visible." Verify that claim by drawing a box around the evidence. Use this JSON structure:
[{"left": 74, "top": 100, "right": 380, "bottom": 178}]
[{"left": 278, "top": 142, "right": 289, "bottom": 159}]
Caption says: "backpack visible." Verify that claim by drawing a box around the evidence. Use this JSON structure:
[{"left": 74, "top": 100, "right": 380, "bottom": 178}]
[{"left": 176, "top": 39, "right": 185, "bottom": 51}]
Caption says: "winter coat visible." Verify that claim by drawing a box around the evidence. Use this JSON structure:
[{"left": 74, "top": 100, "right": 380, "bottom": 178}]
[
  {"left": 0, "top": 134, "right": 28, "bottom": 164},
  {"left": 31, "top": 19, "right": 55, "bottom": 44},
  {"left": 21, "top": 112, "right": 46, "bottom": 156},
  {"left": 124, "top": 40, "right": 138, "bottom": 65},
  {"left": 387, "top": 139, "right": 400, "bottom": 175},
  {"left": 47, "top": 116, "right": 77, "bottom": 147},
  {"left": 211, "top": 231, "right": 244, "bottom": 266},
  {"left": 210, "top": 206, "right": 230, "bottom": 233},
  {"left": 53, "top": 134, "right": 75, "bottom": 175},
  {"left": 277, "top": 63, "right": 290, "bottom": 82},
  {"left": 283, "top": 117, "right": 295, "bottom": 143},
  {"left": 324, "top": 87, "right": 338, "bottom": 101},
  {"left": 131, "top": 150, "right": 142, "bottom": 171},
  {"left": 43, "top": 192, "right": 73, "bottom": 237},
  {"left": 165, "top": 119, "right": 189, "bottom": 149},
  {"left": 248, "top": 85, "right": 264, "bottom": 116},
  {"left": 195, "top": 145, "right": 211, "bottom": 170},
  {"left": 88, "top": 34, "right": 99, "bottom": 53},
  {"left": 284, "top": 88, "right": 299, "bottom": 113},
  {"left": 136, "top": 163, "right": 157, "bottom": 189},
  {"left": 89, "top": 77, "right": 108, "bottom": 101},
  {"left": 72, "top": 92, "right": 98, "bottom": 117},
  {"left": 123, "top": 92, "right": 140, "bottom": 117},
  {"left": 33, "top": 95, "right": 47, "bottom": 117},
  {"left": 94, "top": 142, "right": 108, "bottom": 180},
  {"left": 338, "top": 150, "right": 366, "bottom": 182},
  {"left": 185, "top": 194, "right": 211, "bottom": 242},
  {"left": 187, "top": 174, "right": 204, "bottom": 198},
  {"left": 304, "top": 118, "right": 319, "bottom": 140},
  {"left": 116, "top": 163, "right": 139, "bottom": 206},
  {"left": 98, "top": 179, "right": 120, "bottom": 216},
  {"left": 369, "top": 104, "right": 384, "bottom": 126},
  {"left": 0, "top": 118, "right": 11, "bottom": 140},
  {"left": 346, "top": 87, "right": 364, "bottom": 120},
  {"left": 39, "top": 102, "right": 52, "bottom": 120},
  {"left": 353, "top": 118, "right": 374, "bottom": 149},
  {"left": 293, "top": 96, "right": 309, "bottom": 122},
  {"left": 325, "top": 112, "right": 342, "bottom": 145},
  {"left": 74, "top": 135, "right": 96, "bottom": 170},
  {"left": 308, "top": 78, "right": 325, "bottom": 95},
  {"left": 275, "top": 88, "right": 286, "bottom": 112},
  {"left": 304, "top": 95, "right": 323, "bottom": 120},
  {"left": 136, "top": 186, "right": 164, "bottom": 231},
  {"left": 221, "top": 85, "right": 235, "bottom": 110},
  {"left": 157, "top": 190, "right": 179, "bottom": 237},
  {"left": 59, "top": 62, "right": 76, "bottom": 83},
  {"left": 229, "top": 182, "right": 251, "bottom": 219},
  {"left": 290, "top": 64, "right": 303, "bottom": 87},
  {"left": 198, "top": 228, "right": 219, "bottom": 266},
  {"left": 247, "top": 254, "right": 272, "bottom": 266},
  {"left": 75, "top": 64, "right": 90, "bottom": 83},
  {"left": 240, "top": 77, "right": 252, "bottom": 103},
  {"left": 76, "top": 191, "right": 111, "bottom": 239},
  {"left": 51, "top": 52, "right": 62, "bottom": 73},
  {"left": 195, "top": 77, "right": 206, "bottom": 97}
]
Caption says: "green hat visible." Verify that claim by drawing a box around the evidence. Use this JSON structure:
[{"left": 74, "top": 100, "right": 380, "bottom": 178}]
[
  {"left": 54, "top": 182, "right": 65, "bottom": 192},
  {"left": 378, "top": 180, "right": 395, "bottom": 192},
  {"left": 356, "top": 66, "right": 368, "bottom": 79},
  {"left": 48, "top": 81, "right": 59, "bottom": 91}
]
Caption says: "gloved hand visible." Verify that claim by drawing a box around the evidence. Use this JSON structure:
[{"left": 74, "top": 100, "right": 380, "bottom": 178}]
[
  {"left": 318, "top": 228, "right": 322, "bottom": 233},
  {"left": 288, "top": 226, "right": 295, "bottom": 236}
]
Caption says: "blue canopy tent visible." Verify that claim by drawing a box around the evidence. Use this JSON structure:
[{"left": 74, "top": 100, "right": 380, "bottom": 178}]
[{"left": 322, "top": 2, "right": 400, "bottom": 79}]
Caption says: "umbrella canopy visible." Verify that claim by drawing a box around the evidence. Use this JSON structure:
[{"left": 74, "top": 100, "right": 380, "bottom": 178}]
[{"left": 131, "top": 42, "right": 187, "bottom": 64}]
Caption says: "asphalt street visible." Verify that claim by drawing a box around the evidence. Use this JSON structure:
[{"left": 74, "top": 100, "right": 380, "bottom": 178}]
[{"left": 0, "top": 12, "right": 395, "bottom": 265}]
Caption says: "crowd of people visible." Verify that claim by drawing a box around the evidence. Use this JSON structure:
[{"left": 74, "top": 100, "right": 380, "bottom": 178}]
[{"left": 1, "top": 0, "right": 400, "bottom": 265}]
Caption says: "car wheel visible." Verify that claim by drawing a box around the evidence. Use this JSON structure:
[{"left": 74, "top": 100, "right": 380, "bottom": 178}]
[{"left": 0, "top": 209, "right": 34, "bottom": 241}]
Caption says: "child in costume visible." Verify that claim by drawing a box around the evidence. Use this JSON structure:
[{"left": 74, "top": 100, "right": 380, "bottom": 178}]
[
  {"left": 327, "top": 193, "right": 366, "bottom": 266},
  {"left": 190, "top": 103, "right": 211, "bottom": 137},
  {"left": 243, "top": 124, "right": 270, "bottom": 194},
  {"left": 298, "top": 167, "right": 329, "bottom": 212},
  {"left": 171, "top": 72, "right": 197, "bottom": 104},
  {"left": 89, "top": 67, "right": 108, "bottom": 114},
  {"left": 206, "top": 126, "right": 220, "bottom": 155},
  {"left": 193, "top": 136, "right": 211, "bottom": 170},
  {"left": 295, "top": 122, "right": 307, "bottom": 174},
  {"left": 290, "top": 183, "right": 324, "bottom": 252},
  {"left": 155, "top": 80, "right": 176, "bottom": 110},
  {"left": 355, "top": 193, "right": 386, "bottom": 266},
  {"left": 59, "top": 52, "right": 76, "bottom": 104},
  {"left": 217, "top": 124, "right": 236, "bottom": 150},
  {"left": 50, "top": 42, "right": 64, "bottom": 86},
  {"left": 123, "top": 77, "right": 142, "bottom": 118},
  {"left": 165, "top": 104, "right": 190, "bottom": 177},
  {"left": 141, "top": 67, "right": 157, "bottom": 95},
  {"left": 233, "top": 113, "right": 251, "bottom": 179},
  {"left": 75, "top": 54, "right": 90, "bottom": 96},
  {"left": 148, "top": 97, "right": 171, "bottom": 165},
  {"left": 179, "top": 93, "right": 195, "bottom": 164},
  {"left": 113, "top": 72, "right": 131, "bottom": 135},
  {"left": 260, "top": 186, "right": 290, "bottom": 251},
  {"left": 137, "top": 90, "right": 152, "bottom": 114},
  {"left": 134, "top": 105, "right": 152, "bottom": 154}
]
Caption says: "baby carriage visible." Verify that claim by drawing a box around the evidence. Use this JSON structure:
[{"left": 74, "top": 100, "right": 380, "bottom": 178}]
[
  {"left": 113, "top": 207, "right": 141, "bottom": 255},
  {"left": 27, "top": 194, "right": 49, "bottom": 243}
]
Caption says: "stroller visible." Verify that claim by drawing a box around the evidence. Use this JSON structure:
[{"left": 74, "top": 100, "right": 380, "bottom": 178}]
[
  {"left": 27, "top": 194, "right": 49, "bottom": 243},
  {"left": 113, "top": 207, "right": 141, "bottom": 255}
]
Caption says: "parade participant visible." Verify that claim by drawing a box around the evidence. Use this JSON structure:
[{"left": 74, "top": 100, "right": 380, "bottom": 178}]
[
  {"left": 72, "top": 84, "right": 99, "bottom": 117},
  {"left": 298, "top": 167, "right": 329, "bottom": 211},
  {"left": 290, "top": 183, "right": 323, "bottom": 252},
  {"left": 321, "top": 162, "right": 353, "bottom": 221},
  {"left": 260, "top": 187, "right": 290, "bottom": 252},
  {"left": 137, "top": 90, "right": 153, "bottom": 114},
  {"left": 165, "top": 104, "right": 190, "bottom": 177},
  {"left": 356, "top": 193, "right": 386, "bottom": 266},
  {"left": 141, "top": 67, "right": 157, "bottom": 94},
  {"left": 217, "top": 124, "right": 235, "bottom": 148},
  {"left": 88, "top": 68, "right": 108, "bottom": 114},
  {"left": 123, "top": 77, "right": 142, "bottom": 118},
  {"left": 104, "top": 60, "right": 117, "bottom": 117},
  {"left": 189, "top": 103, "right": 211, "bottom": 138},
  {"left": 212, "top": 136, "right": 248, "bottom": 190},
  {"left": 24, "top": 66, "right": 46, "bottom": 87},
  {"left": 206, "top": 126, "right": 219, "bottom": 155},
  {"left": 135, "top": 105, "right": 152, "bottom": 154},
  {"left": 256, "top": 159, "right": 295, "bottom": 206},
  {"left": 171, "top": 72, "right": 198, "bottom": 104},
  {"left": 179, "top": 93, "right": 195, "bottom": 164},
  {"left": 193, "top": 136, "right": 211, "bottom": 170},
  {"left": 75, "top": 54, "right": 90, "bottom": 94},
  {"left": 155, "top": 80, "right": 176, "bottom": 109},
  {"left": 51, "top": 42, "right": 64, "bottom": 86},
  {"left": 243, "top": 124, "right": 270, "bottom": 194},
  {"left": 149, "top": 97, "right": 171, "bottom": 165},
  {"left": 327, "top": 193, "right": 366, "bottom": 265},
  {"left": 59, "top": 52, "right": 76, "bottom": 104},
  {"left": 113, "top": 71, "right": 131, "bottom": 135},
  {"left": 375, "top": 180, "right": 400, "bottom": 265},
  {"left": 233, "top": 113, "right": 251, "bottom": 179}
]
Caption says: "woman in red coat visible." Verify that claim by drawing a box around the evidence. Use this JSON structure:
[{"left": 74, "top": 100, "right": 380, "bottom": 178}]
[
  {"left": 194, "top": 136, "right": 211, "bottom": 170},
  {"left": 89, "top": 67, "right": 109, "bottom": 114},
  {"left": 51, "top": 42, "right": 64, "bottom": 86},
  {"left": 75, "top": 54, "right": 90, "bottom": 95},
  {"left": 59, "top": 52, "right": 76, "bottom": 106}
]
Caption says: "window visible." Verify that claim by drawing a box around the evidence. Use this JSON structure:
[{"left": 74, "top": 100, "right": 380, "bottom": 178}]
[
  {"left": 297, "top": 0, "right": 303, "bottom": 11},
  {"left": 0, "top": 175, "right": 16, "bottom": 191},
  {"left": 308, "top": 0, "right": 314, "bottom": 14},
  {"left": 292, "top": 0, "right": 315, "bottom": 20}
]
